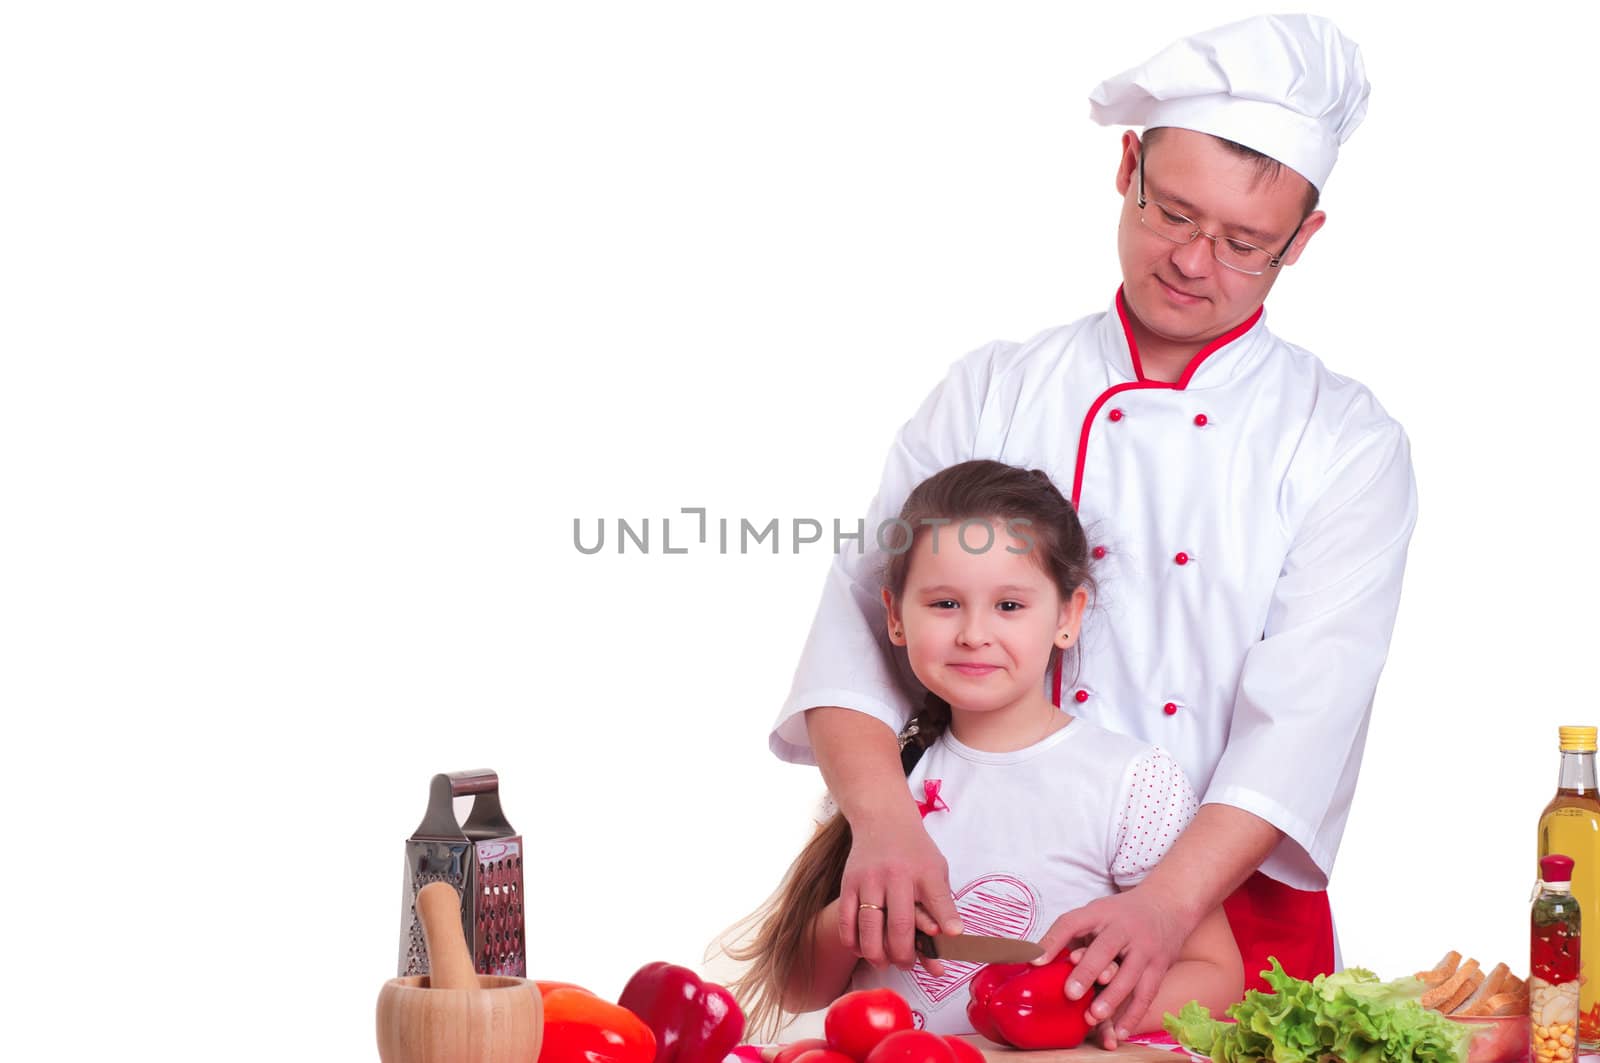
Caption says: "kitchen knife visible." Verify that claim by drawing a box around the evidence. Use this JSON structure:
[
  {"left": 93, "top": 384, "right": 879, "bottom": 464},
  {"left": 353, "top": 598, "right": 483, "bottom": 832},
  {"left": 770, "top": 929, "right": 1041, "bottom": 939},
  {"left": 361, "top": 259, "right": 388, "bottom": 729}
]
[{"left": 915, "top": 929, "right": 1044, "bottom": 964}]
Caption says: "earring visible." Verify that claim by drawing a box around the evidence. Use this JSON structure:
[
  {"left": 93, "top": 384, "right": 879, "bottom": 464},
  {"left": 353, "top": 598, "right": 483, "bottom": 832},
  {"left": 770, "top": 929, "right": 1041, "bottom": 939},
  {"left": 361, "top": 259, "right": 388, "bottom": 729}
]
[{"left": 893, "top": 628, "right": 903, "bottom": 638}]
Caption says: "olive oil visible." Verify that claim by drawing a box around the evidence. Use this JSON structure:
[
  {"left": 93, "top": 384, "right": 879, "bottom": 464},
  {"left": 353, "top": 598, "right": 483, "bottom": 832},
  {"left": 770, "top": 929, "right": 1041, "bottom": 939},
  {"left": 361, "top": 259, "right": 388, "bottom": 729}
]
[{"left": 1538, "top": 726, "right": 1600, "bottom": 1049}]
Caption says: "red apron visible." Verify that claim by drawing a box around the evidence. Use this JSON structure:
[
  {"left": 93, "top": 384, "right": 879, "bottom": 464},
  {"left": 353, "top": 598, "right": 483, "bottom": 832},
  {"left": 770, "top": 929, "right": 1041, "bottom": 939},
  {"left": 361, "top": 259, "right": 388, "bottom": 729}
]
[{"left": 1222, "top": 871, "right": 1335, "bottom": 990}]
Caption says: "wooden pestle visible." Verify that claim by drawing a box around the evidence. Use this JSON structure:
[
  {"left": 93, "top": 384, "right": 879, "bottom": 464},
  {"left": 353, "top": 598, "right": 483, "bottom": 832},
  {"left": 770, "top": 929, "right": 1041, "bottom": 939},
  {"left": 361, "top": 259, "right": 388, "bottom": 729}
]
[
  {"left": 417, "top": 881, "right": 481, "bottom": 990},
  {"left": 379, "top": 882, "right": 541, "bottom": 1062}
]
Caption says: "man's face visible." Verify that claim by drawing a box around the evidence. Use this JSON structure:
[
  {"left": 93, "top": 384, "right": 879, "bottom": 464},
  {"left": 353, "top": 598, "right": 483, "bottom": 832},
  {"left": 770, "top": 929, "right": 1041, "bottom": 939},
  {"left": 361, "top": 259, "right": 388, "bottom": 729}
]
[{"left": 1114, "top": 127, "right": 1325, "bottom": 349}]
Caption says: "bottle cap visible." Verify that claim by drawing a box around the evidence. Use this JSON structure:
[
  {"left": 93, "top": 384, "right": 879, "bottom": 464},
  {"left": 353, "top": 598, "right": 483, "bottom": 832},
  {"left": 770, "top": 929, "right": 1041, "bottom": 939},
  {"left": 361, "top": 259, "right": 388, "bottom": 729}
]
[
  {"left": 1542, "top": 854, "right": 1575, "bottom": 882},
  {"left": 1560, "top": 726, "right": 1597, "bottom": 752}
]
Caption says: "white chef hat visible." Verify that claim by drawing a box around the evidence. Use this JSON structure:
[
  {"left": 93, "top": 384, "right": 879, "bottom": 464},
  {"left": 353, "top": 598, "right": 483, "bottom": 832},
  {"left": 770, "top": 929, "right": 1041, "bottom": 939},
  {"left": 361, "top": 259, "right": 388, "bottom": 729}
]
[{"left": 1087, "top": 14, "right": 1369, "bottom": 191}]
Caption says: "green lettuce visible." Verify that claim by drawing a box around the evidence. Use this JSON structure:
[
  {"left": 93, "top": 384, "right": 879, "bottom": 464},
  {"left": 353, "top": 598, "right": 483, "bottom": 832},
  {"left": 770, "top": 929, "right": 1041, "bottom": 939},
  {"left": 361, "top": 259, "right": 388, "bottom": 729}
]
[{"left": 1163, "top": 958, "right": 1481, "bottom": 1063}]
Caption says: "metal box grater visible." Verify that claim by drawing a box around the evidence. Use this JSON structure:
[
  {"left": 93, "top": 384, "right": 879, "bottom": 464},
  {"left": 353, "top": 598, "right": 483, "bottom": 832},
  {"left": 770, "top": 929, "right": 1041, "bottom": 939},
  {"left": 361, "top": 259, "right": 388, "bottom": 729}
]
[{"left": 398, "top": 770, "right": 526, "bottom": 978}]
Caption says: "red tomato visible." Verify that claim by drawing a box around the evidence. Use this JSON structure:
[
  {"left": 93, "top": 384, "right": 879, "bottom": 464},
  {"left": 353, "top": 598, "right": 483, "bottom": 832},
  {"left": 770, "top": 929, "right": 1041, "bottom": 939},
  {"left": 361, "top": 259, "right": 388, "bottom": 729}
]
[
  {"left": 941, "top": 1036, "right": 986, "bottom": 1063},
  {"left": 792, "top": 1050, "right": 856, "bottom": 1063},
  {"left": 862, "top": 1030, "right": 956, "bottom": 1063},
  {"left": 825, "top": 989, "right": 916, "bottom": 1061},
  {"left": 772, "top": 1040, "right": 829, "bottom": 1063}
]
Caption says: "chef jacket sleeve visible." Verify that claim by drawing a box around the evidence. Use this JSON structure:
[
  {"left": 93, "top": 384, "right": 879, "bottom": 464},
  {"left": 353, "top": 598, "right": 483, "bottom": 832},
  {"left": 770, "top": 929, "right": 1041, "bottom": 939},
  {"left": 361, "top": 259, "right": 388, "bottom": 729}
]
[
  {"left": 1203, "top": 413, "right": 1418, "bottom": 891},
  {"left": 768, "top": 344, "right": 1003, "bottom": 765}
]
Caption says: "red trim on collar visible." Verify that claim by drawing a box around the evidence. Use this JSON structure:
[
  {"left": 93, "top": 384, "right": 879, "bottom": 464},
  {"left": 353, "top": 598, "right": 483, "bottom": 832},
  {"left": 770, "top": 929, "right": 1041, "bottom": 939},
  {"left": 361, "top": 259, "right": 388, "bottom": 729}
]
[
  {"left": 1113, "top": 286, "right": 1263, "bottom": 386},
  {"left": 1115, "top": 289, "right": 1146, "bottom": 381},
  {"left": 1176, "top": 304, "right": 1263, "bottom": 388},
  {"left": 1072, "top": 293, "right": 1263, "bottom": 507}
]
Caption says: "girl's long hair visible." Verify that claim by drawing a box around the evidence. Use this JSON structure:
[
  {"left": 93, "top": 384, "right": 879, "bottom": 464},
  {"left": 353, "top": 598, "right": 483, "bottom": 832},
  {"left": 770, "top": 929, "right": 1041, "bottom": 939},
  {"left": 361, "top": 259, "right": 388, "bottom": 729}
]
[{"left": 717, "top": 461, "right": 1094, "bottom": 1038}]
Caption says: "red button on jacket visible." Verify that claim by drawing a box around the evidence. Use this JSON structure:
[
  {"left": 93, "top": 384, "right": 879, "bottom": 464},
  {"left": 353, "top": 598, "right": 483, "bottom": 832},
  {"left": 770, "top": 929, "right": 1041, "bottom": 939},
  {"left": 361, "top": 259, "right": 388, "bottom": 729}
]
[
  {"left": 1175, "top": 552, "right": 1190, "bottom": 566},
  {"left": 1163, "top": 702, "right": 1178, "bottom": 716},
  {"left": 1108, "top": 408, "right": 1124, "bottom": 422},
  {"left": 1074, "top": 689, "right": 1089, "bottom": 704},
  {"left": 1194, "top": 414, "right": 1209, "bottom": 427}
]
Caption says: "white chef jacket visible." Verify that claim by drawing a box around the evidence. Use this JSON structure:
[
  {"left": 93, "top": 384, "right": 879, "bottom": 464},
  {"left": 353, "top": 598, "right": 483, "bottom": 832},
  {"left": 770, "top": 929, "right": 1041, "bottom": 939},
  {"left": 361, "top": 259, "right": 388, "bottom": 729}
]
[{"left": 770, "top": 291, "right": 1417, "bottom": 891}]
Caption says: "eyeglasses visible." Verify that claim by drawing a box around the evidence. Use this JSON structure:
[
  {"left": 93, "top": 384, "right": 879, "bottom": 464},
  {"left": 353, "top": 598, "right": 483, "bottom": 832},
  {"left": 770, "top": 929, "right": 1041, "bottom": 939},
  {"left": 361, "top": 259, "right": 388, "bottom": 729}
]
[{"left": 1137, "top": 154, "right": 1305, "bottom": 276}]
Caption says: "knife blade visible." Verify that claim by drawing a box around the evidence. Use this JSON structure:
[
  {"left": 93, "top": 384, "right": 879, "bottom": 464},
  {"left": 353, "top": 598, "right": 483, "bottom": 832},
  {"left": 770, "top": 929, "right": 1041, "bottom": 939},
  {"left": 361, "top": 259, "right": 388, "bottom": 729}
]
[{"left": 914, "top": 929, "right": 1044, "bottom": 964}]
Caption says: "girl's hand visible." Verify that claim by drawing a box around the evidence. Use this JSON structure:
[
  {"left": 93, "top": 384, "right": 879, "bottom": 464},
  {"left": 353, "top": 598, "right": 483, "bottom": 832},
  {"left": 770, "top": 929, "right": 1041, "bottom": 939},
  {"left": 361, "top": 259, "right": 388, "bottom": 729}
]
[
  {"left": 910, "top": 904, "right": 948, "bottom": 977},
  {"left": 1088, "top": 1018, "right": 1121, "bottom": 1051}
]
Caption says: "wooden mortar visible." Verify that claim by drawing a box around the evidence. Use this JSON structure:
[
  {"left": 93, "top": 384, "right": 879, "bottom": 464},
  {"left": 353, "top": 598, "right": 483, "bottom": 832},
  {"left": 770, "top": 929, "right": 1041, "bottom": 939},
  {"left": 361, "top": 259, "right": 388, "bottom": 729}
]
[{"left": 377, "top": 882, "right": 543, "bottom": 1063}]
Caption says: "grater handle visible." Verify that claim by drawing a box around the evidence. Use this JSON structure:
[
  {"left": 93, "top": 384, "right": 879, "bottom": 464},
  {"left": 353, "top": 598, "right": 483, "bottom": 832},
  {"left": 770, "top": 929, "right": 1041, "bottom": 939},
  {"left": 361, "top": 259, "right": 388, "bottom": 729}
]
[
  {"left": 411, "top": 769, "right": 518, "bottom": 841},
  {"left": 446, "top": 770, "right": 500, "bottom": 797}
]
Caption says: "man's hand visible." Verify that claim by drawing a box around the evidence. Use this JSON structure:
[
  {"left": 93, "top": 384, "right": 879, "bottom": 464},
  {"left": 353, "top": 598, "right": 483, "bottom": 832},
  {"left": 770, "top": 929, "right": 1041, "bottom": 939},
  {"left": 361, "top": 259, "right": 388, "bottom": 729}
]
[
  {"left": 805, "top": 707, "right": 966, "bottom": 970},
  {"left": 1034, "top": 888, "right": 1186, "bottom": 1038},
  {"left": 1073, "top": 950, "right": 1124, "bottom": 1051},
  {"left": 837, "top": 808, "right": 964, "bottom": 970},
  {"left": 1031, "top": 805, "right": 1280, "bottom": 1037}
]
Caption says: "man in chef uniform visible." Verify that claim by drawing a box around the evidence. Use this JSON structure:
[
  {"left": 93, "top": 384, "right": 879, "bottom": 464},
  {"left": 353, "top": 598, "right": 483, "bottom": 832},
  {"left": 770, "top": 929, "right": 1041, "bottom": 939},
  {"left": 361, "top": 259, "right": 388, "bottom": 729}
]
[{"left": 768, "top": 14, "right": 1417, "bottom": 1042}]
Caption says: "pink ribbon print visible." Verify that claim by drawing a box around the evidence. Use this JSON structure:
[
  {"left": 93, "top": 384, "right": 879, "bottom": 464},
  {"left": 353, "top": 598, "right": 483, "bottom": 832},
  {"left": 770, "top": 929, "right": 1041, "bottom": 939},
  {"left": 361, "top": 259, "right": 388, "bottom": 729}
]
[{"left": 916, "top": 779, "right": 949, "bottom": 819}]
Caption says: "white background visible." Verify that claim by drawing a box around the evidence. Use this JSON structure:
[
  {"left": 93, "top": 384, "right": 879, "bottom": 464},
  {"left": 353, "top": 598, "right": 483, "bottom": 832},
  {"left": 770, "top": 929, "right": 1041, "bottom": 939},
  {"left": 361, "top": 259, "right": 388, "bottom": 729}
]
[{"left": 4, "top": 2, "right": 1595, "bottom": 1059}]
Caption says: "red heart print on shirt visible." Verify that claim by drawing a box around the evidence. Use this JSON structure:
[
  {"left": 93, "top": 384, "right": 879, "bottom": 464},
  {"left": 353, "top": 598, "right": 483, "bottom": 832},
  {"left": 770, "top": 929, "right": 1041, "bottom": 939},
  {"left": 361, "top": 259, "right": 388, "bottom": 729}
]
[{"left": 907, "top": 874, "right": 1038, "bottom": 1004}]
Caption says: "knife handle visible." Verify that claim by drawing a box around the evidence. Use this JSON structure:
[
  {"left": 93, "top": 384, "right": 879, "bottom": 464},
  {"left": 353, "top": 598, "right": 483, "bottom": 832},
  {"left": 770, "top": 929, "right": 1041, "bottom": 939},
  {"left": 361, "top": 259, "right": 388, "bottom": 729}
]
[{"left": 914, "top": 929, "right": 938, "bottom": 959}]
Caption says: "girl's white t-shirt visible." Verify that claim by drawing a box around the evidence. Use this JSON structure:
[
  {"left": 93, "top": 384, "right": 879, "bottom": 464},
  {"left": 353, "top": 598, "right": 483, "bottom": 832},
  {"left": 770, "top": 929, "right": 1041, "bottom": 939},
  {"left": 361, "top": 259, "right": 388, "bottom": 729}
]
[{"left": 847, "top": 714, "right": 1199, "bottom": 1034}]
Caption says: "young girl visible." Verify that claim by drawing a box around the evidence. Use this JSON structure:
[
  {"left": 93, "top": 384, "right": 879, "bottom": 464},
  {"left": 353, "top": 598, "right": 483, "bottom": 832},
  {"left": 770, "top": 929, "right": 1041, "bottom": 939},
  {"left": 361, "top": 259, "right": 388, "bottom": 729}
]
[{"left": 727, "top": 460, "right": 1242, "bottom": 1046}]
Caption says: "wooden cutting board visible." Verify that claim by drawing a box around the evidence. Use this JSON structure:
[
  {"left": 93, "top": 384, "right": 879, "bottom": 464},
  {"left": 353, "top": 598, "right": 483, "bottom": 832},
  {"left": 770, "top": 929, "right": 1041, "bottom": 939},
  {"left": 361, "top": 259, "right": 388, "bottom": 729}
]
[{"left": 961, "top": 1035, "right": 1187, "bottom": 1062}]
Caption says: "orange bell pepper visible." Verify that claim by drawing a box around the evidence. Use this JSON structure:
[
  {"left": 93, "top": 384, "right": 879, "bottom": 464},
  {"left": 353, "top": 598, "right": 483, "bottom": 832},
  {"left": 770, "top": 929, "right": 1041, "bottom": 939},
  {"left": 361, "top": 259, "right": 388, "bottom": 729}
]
[
  {"left": 537, "top": 981, "right": 595, "bottom": 999},
  {"left": 540, "top": 987, "right": 658, "bottom": 1063}
]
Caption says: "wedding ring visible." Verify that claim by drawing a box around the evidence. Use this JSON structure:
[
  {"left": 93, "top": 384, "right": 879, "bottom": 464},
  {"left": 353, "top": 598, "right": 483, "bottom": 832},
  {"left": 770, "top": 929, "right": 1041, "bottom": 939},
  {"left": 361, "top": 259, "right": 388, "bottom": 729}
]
[{"left": 858, "top": 902, "right": 885, "bottom": 913}]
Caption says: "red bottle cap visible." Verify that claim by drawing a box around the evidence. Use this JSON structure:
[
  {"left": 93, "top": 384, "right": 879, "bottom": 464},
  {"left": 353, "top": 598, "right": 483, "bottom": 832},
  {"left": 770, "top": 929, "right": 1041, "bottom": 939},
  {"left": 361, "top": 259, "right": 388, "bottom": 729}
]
[{"left": 1542, "top": 854, "right": 1575, "bottom": 882}]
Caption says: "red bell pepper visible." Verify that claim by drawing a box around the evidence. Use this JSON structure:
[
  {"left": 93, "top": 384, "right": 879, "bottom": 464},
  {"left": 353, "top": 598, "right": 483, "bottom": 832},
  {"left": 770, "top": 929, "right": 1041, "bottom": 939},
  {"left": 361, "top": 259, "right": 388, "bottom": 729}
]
[
  {"left": 618, "top": 961, "right": 746, "bottom": 1063},
  {"left": 966, "top": 956, "right": 1096, "bottom": 1050},
  {"left": 541, "top": 987, "right": 658, "bottom": 1063}
]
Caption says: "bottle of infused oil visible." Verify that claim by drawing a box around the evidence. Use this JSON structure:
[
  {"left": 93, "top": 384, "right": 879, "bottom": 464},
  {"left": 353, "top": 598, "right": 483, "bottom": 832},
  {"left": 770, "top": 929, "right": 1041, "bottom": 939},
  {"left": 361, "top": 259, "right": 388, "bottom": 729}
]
[
  {"left": 1538, "top": 726, "right": 1600, "bottom": 1049},
  {"left": 1531, "top": 855, "right": 1580, "bottom": 1063}
]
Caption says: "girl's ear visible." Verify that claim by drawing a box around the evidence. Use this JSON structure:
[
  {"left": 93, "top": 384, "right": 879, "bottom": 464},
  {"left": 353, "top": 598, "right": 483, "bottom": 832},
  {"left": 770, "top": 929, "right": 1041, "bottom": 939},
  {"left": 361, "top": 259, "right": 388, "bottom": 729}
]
[
  {"left": 882, "top": 588, "right": 907, "bottom": 646},
  {"left": 1057, "top": 586, "right": 1090, "bottom": 644}
]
